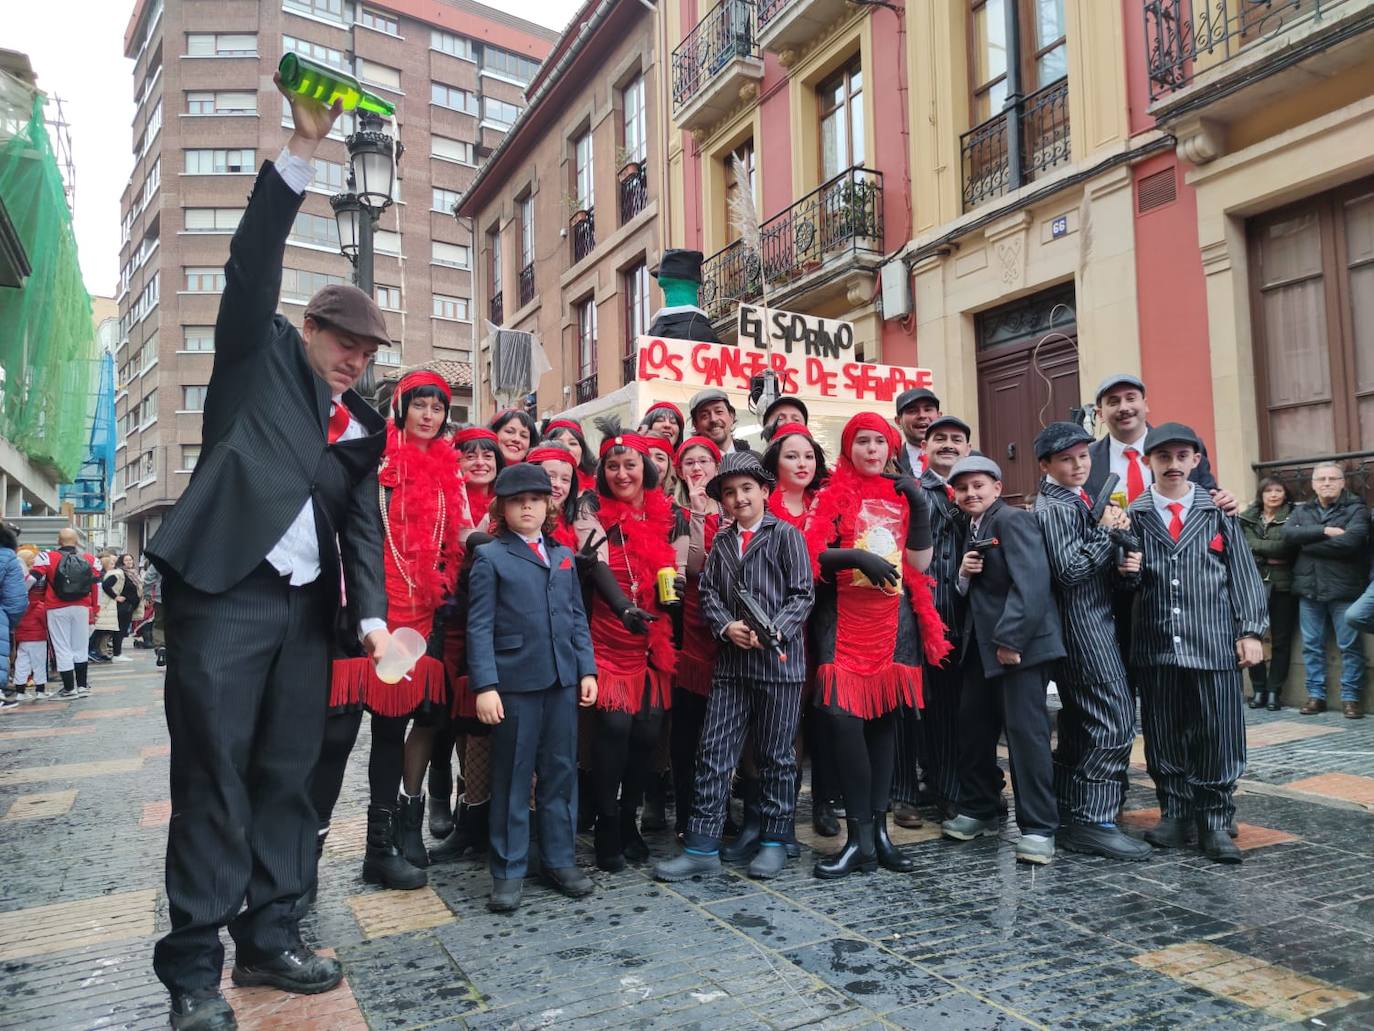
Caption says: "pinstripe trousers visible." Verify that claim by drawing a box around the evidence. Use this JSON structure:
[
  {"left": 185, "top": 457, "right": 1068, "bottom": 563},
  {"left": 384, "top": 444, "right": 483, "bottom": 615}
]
[
  {"left": 891, "top": 705, "right": 922, "bottom": 805},
  {"left": 683, "top": 676, "right": 803, "bottom": 851},
  {"left": 1137, "top": 666, "right": 1246, "bottom": 830},
  {"left": 1053, "top": 676, "right": 1135, "bottom": 824}
]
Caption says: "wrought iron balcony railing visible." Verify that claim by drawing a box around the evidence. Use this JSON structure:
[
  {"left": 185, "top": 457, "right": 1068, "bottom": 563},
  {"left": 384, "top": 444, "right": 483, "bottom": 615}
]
[
  {"left": 518, "top": 263, "right": 534, "bottom": 307},
  {"left": 618, "top": 161, "right": 648, "bottom": 224},
  {"left": 700, "top": 165, "right": 883, "bottom": 322},
  {"left": 672, "top": 0, "right": 759, "bottom": 112},
  {"left": 961, "top": 76, "right": 1070, "bottom": 212},
  {"left": 758, "top": 0, "right": 787, "bottom": 26},
  {"left": 575, "top": 373, "right": 598, "bottom": 404},
  {"left": 1144, "top": 0, "right": 1359, "bottom": 101},
  {"left": 489, "top": 290, "right": 503, "bottom": 326},
  {"left": 570, "top": 208, "right": 595, "bottom": 264},
  {"left": 622, "top": 351, "right": 637, "bottom": 385}
]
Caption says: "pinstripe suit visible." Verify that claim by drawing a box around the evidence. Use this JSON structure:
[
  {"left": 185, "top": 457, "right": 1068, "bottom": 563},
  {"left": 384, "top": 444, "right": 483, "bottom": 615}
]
[
  {"left": 685, "top": 514, "right": 815, "bottom": 849},
  {"left": 1127, "top": 485, "right": 1268, "bottom": 829},
  {"left": 1034, "top": 480, "right": 1134, "bottom": 824}
]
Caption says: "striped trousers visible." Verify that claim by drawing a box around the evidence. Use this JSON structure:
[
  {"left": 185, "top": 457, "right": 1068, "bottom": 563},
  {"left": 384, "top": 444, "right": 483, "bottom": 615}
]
[
  {"left": 1053, "top": 675, "right": 1134, "bottom": 825},
  {"left": 683, "top": 677, "right": 802, "bottom": 851},
  {"left": 1137, "top": 666, "right": 1246, "bottom": 830}
]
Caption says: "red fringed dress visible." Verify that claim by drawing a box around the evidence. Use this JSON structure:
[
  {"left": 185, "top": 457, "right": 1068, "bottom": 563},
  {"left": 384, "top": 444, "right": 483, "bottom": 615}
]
[
  {"left": 675, "top": 509, "right": 721, "bottom": 698},
  {"left": 330, "top": 427, "right": 468, "bottom": 717},
  {"left": 803, "top": 460, "right": 952, "bottom": 719},
  {"left": 579, "top": 491, "right": 680, "bottom": 713}
]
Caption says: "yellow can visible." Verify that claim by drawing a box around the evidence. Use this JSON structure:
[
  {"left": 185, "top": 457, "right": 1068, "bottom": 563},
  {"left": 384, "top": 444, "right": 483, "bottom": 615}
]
[{"left": 656, "top": 567, "right": 679, "bottom": 604}]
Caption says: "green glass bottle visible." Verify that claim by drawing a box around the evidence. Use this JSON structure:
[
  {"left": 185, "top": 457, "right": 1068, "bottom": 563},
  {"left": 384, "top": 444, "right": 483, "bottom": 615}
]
[{"left": 278, "top": 52, "right": 395, "bottom": 117}]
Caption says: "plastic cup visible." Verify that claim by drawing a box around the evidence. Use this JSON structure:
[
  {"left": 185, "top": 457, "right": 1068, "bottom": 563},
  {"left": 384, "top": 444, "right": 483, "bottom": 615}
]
[{"left": 374, "top": 626, "right": 427, "bottom": 684}]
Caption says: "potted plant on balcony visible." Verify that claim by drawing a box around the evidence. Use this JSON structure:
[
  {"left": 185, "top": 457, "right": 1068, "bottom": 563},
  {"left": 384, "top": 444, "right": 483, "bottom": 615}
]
[
  {"left": 564, "top": 193, "right": 592, "bottom": 229},
  {"left": 826, "top": 175, "right": 879, "bottom": 254},
  {"left": 616, "top": 147, "right": 644, "bottom": 184}
]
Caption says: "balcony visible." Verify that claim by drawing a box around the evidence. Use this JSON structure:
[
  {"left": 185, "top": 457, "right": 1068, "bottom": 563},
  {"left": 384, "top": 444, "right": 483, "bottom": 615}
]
[
  {"left": 672, "top": 0, "right": 765, "bottom": 132},
  {"left": 571, "top": 208, "right": 595, "bottom": 264},
  {"left": 518, "top": 263, "right": 534, "bottom": 308},
  {"left": 575, "top": 373, "right": 598, "bottom": 404},
  {"left": 700, "top": 165, "right": 883, "bottom": 326},
  {"left": 756, "top": 0, "right": 853, "bottom": 56},
  {"left": 622, "top": 351, "right": 637, "bottom": 385},
  {"left": 961, "top": 77, "right": 1070, "bottom": 212},
  {"left": 490, "top": 290, "right": 503, "bottom": 326},
  {"left": 618, "top": 161, "right": 648, "bottom": 225}
]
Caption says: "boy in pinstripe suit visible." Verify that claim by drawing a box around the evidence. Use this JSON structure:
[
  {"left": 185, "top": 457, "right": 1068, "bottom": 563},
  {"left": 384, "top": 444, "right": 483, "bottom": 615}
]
[
  {"left": 654, "top": 452, "right": 815, "bottom": 882},
  {"left": 1127, "top": 424, "right": 1268, "bottom": 864},
  {"left": 1033, "top": 423, "right": 1152, "bottom": 861}
]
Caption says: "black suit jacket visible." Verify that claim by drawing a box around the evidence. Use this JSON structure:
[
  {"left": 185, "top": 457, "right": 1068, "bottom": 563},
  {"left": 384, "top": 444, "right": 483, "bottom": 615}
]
[
  {"left": 960, "top": 498, "right": 1066, "bottom": 677},
  {"left": 146, "top": 162, "right": 388, "bottom": 629},
  {"left": 1084, "top": 428, "right": 1217, "bottom": 498}
]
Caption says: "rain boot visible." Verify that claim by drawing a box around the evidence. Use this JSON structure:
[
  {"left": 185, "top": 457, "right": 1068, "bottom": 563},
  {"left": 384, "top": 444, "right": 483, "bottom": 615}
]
[
  {"left": 873, "top": 811, "right": 915, "bottom": 873},
  {"left": 362, "top": 804, "right": 426, "bottom": 889},
  {"left": 428, "top": 791, "right": 454, "bottom": 840},
  {"left": 398, "top": 792, "right": 429, "bottom": 869},
  {"left": 431, "top": 795, "right": 489, "bottom": 861},
  {"left": 813, "top": 818, "right": 877, "bottom": 879}
]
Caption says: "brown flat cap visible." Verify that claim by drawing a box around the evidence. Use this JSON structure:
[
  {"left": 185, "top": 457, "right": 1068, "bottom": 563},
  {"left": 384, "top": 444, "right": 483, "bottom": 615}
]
[{"left": 303, "top": 284, "right": 390, "bottom": 347}]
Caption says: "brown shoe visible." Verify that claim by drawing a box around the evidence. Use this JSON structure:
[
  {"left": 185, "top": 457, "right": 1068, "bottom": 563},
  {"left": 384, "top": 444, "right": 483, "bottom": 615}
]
[
  {"left": 1343, "top": 702, "right": 1364, "bottom": 720},
  {"left": 893, "top": 804, "right": 923, "bottom": 829},
  {"left": 1299, "top": 698, "right": 1327, "bottom": 715}
]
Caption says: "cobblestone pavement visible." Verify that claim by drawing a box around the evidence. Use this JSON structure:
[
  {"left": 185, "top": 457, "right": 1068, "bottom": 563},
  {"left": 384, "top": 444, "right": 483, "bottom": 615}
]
[{"left": 2, "top": 651, "right": 1373, "bottom": 1030}]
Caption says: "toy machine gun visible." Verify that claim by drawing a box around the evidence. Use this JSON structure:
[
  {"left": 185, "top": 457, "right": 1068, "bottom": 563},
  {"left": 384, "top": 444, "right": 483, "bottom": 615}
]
[
  {"left": 734, "top": 584, "right": 787, "bottom": 660},
  {"left": 1090, "top": 473, "right": 1141, "bottom": 564}
]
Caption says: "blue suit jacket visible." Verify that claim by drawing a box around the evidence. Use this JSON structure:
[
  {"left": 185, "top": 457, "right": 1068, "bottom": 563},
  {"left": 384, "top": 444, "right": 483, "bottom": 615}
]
[{"left": 466, "top": 530, "right": 598, "bottom": 694}]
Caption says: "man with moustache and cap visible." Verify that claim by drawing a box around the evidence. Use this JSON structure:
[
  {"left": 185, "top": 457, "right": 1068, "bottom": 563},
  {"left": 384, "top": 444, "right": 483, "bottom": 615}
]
[
  {"left": 1085, "top": 373, "right": 1218, "bottom": 502},
  {"left": 690, "top": 387, "right": 755, "bottom": 456},
  {"left": 894, "top": 388, "right": 942, "bottom": 476}
]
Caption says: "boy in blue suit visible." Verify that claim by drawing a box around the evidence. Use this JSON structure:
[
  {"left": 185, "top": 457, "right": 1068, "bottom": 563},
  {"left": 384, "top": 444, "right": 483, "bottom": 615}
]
[{"left": 467, "top": 463, "right": 599, "bottom": 912}]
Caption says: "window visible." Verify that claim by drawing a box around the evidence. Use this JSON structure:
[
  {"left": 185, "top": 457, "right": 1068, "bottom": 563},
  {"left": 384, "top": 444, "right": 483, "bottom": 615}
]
[
  {"left": 184, "top": 208, "right": 243, "bottom": 233},
  {"left": 1029, "top": 0, "right": 1067, "bottom": 88},
  {"left": 374, "top": 229, "right": 401, "bottom": 255},
  {"left": 432, "top": 187, "right": 461, "bottom": 214},
  {"left": 356, "top": 59, "right": 401, "bottom": 90},
  {"left": 431, "top": 81, "right": 479, "bottom": 115},
  {"left": 187, "top": 91, "right": 256, "bottom": 115},
  {"left": 969, "top": 0, "right": 1065, "bottom": 124},
  {"left": 488, "top": 227, "right": 502, "bottom": 296},
  {"left": 283, "top": 35, "right": 350, "bottom": 72},
  {"left": 182, "top": 386, "right": 209, "bottom": 412},
  {"left": 482, "top": 45, "right": 539, "bottom": 84},
  {"left": 284, "top": 0, "right": 351, "bottom": 25},
  {"left": 186, "top": 33, "right": 256, "bottom": 57},
  {"left": 375, "top": 284, "right": 402, "bottom": 309},
  {"left": 577, "top": 298, "right": 597, "bottom": 379},
  {"left": 432, "top": 294, "right": 469, "bottom": 320},
  {"left": 141, "top": 449, "right": 156, "bottom": 481},
  {"left": 431, "top": 28, "right": 474, "bottom": 60},
  {"left": 132, "top": 276, "right": 160, "bottom": 322},
  {"left": 185, "top": 267, "right": 226, "bottom": 292},
  {"left": 289, "top": 210, "right": 340, "bottom": 249},
  {"left": 432, "top": 241, "right": 471, "bottom": 268},
  {"left": 310, "top": 158, "right": 347, "bottom": 192},
  {"left": 482, "top": 98, "right": 521, "bottom": 130},
  {"left": 433, "top": 135, "right": 474, "bottom": 165},
  {"left": 280, "top": 97, "right": 354, "bottom": 137},
  {"left": 139, "top": 331, "right": 159, "bottom": 372},
  {"left": 138, "top": 392, "right": 158, "bottom": 427},
  {"left": 519, "top": 194, "right": 533, "bottom": 268},
  {"left": 281, "top": 267, "right": 346, "bottom": 302},
  {"left": 183, "top": 326, "right": 215, "bottom": 351},
  {"left": 622, "top": 74, "right": 646, "bottom": 165},
  {"left": 375, "top": 347, "right": 403, "bottom": 367},
  {"left": 358, "top": 6, "right": 397, "bottom": 33},
  {"left": 818, "top": 59, "right": 864, "bottom": 180},
  {"left": 724, "top": 140, "right": 755, "bottom": 243},
  {"left": 140, "top": 158, "right": 161, "bottom": 210},
  {"left": 184, "top": 148, "right": 256, "bottom": 174},
  {"left": 574, "top": 130, "right": 594, "bottom": 211},
  {"left": 624, "top": 262, "right": 650, "bottom": 346},
  {"left": 181, "top": 445, "right": 201, "bottom": 471},
  {"left": 139, "top": 100, "right": 162, "bottom": 156}
]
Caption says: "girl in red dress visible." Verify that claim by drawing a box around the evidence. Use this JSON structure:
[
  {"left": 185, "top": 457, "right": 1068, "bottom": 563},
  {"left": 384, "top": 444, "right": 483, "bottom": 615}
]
[{"left": 542, "top": 418, "right": 598, "bottom": 493}]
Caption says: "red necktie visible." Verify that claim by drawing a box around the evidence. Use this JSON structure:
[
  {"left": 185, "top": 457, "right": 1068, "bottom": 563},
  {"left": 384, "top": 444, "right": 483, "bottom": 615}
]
[
  {"left": 919, "top": 451, "right": 929, "bottom": 472},
  {"left": 945, "top": 485, "right": 955, "bottom": 501},
  {"left": 1078, "top": 488, "right": 1092, "bottom": 507},
  {"left": 740, "top": 529, "right": 754, "bottom": 554},
  {"left": 526, "top": 539, "right": 546, "bottom": 563},
  {"left": 327, "top": 402, "right": 351, "bottom": 444},
  {"left": 1166, "top": 502, "right": 1184, "bottom": 542},
  {"left": 1123, "top": 447, "right": 1145, "bottom": 502}
]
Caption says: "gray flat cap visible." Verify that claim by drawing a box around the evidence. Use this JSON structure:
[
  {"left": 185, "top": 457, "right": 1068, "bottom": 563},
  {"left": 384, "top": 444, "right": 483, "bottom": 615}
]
[
  {"left": 706, "top": 450, "right": 774, "bottom": 501},
  {"left": 1094, "top": 373, "right": 1146, "bottom": 403},
  {"left": 689, "top": 387, "right": 734, "bottom": 417},
  {"left": 949, "top": 455, "right": 1003, "bottom": 484},
  {"left": 895, "top": 387, "right": 940, "bottom": 416}
]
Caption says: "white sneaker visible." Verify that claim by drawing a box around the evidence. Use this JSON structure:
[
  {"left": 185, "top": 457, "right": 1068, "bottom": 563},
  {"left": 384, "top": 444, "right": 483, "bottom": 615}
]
[
  {"left": 75, "top": 685, "right": 91, "bottom": 697},
  {"left": 111, "top": 655, "right": 132, "bottom": 663}
]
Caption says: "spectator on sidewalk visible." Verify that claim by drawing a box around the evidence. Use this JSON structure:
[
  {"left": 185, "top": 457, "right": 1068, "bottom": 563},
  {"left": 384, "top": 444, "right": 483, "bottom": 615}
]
[
  {"left": 0, "top": 523, "right": 30, "bottom": 710},
  {"left": 1346, "top": 506, "right": 1374, "bottom": 636},
  {"left": 89, "top": 554, "right": 123, "bottom": 664},
  {"left": 1282, "top": 464, "right": 1370, "bottom": 720},
  {"left": 11, "top": 550, "right": 49, "bottom": 701},
  {"left": 30, "top": 528, "right": 100, "bottom": 699},
  {"left": 140, "top": 558, "right": 167, "bottom": 667},
  {"left": 115, "top": 554, "right": 142, "bottom": 662},
  {"left": 1240, "top": 477, "right": 1297, "bottom": 711}
]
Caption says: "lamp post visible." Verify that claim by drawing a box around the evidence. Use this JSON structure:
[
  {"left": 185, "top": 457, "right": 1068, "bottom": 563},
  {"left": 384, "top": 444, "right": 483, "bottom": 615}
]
[{"left": 330, "top": 110, "right": 400, "bottom": 298}]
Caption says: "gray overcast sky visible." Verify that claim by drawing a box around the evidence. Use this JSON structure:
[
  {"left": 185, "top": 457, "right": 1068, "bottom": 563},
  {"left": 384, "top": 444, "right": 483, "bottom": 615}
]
[{"left": 9, "top": 0, "right": 586, "bottom": 300}]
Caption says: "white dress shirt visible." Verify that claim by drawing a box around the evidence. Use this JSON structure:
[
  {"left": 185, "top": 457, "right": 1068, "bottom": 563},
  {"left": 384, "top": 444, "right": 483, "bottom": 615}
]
[
  {"left": 1108, "top": 429, "right": 1152, "bottom": 492},
  {"left": 1150, "top": 484, "right": 1195, "bottom": 525},
  {"left": 516, "top": 531, "right": 547, "bottom": 563},
  {"left": 905, "top": 442, "right": 925, "bottom": 473},
  {"left": 736, "top": 514, "right": 764, "bottom": 557}
]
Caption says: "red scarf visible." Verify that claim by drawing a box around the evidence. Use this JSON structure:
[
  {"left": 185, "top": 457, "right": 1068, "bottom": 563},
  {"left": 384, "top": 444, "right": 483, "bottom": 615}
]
[
  {"left": 464, "top": 481, "right": 493, "bottom": 528},
  {"left": 769, "top": 488, "right": 814, "bottom": 530}
]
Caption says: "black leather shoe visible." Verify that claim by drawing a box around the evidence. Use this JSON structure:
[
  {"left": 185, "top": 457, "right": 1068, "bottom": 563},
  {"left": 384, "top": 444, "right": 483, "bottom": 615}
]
[
  {"left": 1062, "top": 823, "right": 1152, "bottom": 861},
  {"left": 231, "top": 946, "right": 343, "bottom": 994},
  {"left": 1199, "top": 828, "right": 1243, "bottom": 864},
  {"left": 169, "top": 989, "right": 236, "bottom": 1030},
  {"left": 1247, "top": 688, "right": 1269, "bottom": 710},
  {"left": 811, "top": 799, "right": 840, "bottom": 838},
  {"left": 620, "top": 808, "right": 650, "bottom": 862},
  {"left": 594, "top": 819, "right": 626, "bottom": 873},
  {"left": 488, "top": 877, "right": 524, "bottom": 912},
  {"left": 1144, "top": 816, "right": 1195, "bottom": 849},
  {"left": 873, "top": 812, "right": 915, "bottom": 873},
  {"left": 540, "top": 865, "right": 594, "bottom": 898}
]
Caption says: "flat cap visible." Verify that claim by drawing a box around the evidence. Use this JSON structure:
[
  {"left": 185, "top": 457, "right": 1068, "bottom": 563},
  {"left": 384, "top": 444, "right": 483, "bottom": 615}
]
[
  {"left": 652, "top": 249, "right": 705, "bottom": 283},
  {"left": 1143, "top": 421, "right": 1202, "bottom": 455},
  {"left": 1033, "top": 421, "right": 1094, "bottom": 460},
  {"left": 689, "top": 387, "right": 735, "bottom": 417},
  {"left": 707, "top": 451, "right": 774, "bottom": 501},
  {"left": 763, "top": 395, "right": 808, "bottom": 425},
  {"left": 948, "top": 455, "right": 1003, "bottom": 484},
  {"left": 493, "top": 463, "right": 552, "bottom": 498},
  {"left": 1094, "top": 373, "right": 1146, "bottom": 403},
  {"left": 924, "top": 414, "right": 971, "bottom": 439},
  {"left": 303, "top": 284, "right": 390, "bottom": 348},
  {"left": 895, "top": 387, "right": 940, "bottom": 416}
]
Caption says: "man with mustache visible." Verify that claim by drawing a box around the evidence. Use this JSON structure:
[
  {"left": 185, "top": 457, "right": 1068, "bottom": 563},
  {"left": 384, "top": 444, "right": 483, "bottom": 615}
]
[
  {"left": 894, "top": 388, "right": 942, "bottom": 476},
  {"left": 1084, "top": 374, "right": 1218, "bottom": 501},
  {"left": 689, "top": 388, "right": 754, "bottom": 455}
]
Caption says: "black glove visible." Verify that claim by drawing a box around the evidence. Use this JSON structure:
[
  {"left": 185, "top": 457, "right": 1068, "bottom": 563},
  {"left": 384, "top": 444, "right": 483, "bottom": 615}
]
[
  {"left": 818, "top": 548, "right": 899, "bottom": 587},
  {"left": 574, "top": 530, "right": 606, "bottom": 580},
  {"left": 887, "top": 472, "right": 923, "bottom": 507},
  {"left": 904, "top": 484, "right": 932, "bottom": 552},
  {"left": 586, "top": 560, "right": 658, "bottom": 634}
]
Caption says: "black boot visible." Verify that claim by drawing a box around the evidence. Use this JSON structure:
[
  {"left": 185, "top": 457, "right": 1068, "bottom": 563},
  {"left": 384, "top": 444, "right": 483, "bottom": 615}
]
[
  {"left": 620, "top": 806, "right": 650, "bottom": 863},
  {"left": 813, "top": 818, "right": 877, "bottom": 879},
  {"left": 398, "top": 793, "right": 429, "bottom": 869},
  {"left": 873, "top": 811, "right": 915, "bottom": 873},
  {"left": 1267, "top": 689, "right": 1282, "bottom": 712},
  {"left": 362, "top": 804, "right": 426, "bottom": 889},
  {"left": 431, "top": 796, "right": 489, "bottom": 862},
  {"left": 721, "top": 780, "right": 762, "bottom": 863},
  {"left": 595, "top": 817, "right": 626, "bottom": 872},
  {"left": 1248, "top": 686, "right": 1269, "bottom": 710},
  {"left": 428, "top": 791, "right": 454, "bottom": 840},
  {"left": 641, "top": 771, "right": 669, "bottom": 832},
  {"left": 812, "top": 798, "right": 840, "bottom": 837},
  {"left": 155, "top": 646, "right": 166, "bottom": 667}
]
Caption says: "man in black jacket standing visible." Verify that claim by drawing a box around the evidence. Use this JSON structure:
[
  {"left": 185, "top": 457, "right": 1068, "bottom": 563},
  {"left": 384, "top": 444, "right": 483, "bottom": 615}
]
[
  {"left": 1283, "top": 464, "right": 1370, "bottom": 719},
  {"left": 147, "top": 82, "right": 392, "bottom": 1030}
]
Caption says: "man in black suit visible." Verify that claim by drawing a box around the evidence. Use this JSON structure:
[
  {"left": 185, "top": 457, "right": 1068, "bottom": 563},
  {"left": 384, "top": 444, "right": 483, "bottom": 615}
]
[
  {"left": 147, "top": 82, "right": 392, "bottom": 1031},
  {"left": 1084, "top": 374, "right": 1217, "bottom": 500},
  {"left": 940, "top": 456, "right": 1065, "bottom": 865},
  {"left": 689, "top": 387, "right": 755, "bottom": 455},
  {"left": 893, "top": 388, "right": 942, "bottom": 476}
]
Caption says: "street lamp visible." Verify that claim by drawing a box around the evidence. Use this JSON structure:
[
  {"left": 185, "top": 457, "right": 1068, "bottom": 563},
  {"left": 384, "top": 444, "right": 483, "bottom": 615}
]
[{"left": 330, "top": 110, "right": 401, "bottom": 296}]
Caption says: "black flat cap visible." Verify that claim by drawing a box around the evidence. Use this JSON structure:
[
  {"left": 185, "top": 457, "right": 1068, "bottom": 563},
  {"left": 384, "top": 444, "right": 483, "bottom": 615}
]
[
  {"left": 707, "top": 451, "right": 774, "bottom": 501},
  {"left": 303, "top": 283, "right": 390, "bottom": 347},
  {"left": 1143, "top": 422, "right": 1202, "bottom": 455},
  {"left": 1033, "top": 422, "right": 1094, "bottom": 460},
  {"left": 1094, "top": 373, "right": 1146, "bottom": 403},
  {"left": 690, "top": 387, "right": 735, "bottom": 417},
  {"left": 652, "top": 249, "right": 705, "bottom": 283},
  {"left": 949, "top": 455, "right": 1003, "bottom": 484},
  {"left": 493, "top": 463, "right": 553, "bottom": 497},
  {"left": 895, "top": 387, "right": 940, "bottom": 416},
  {"left": 925, "top": 414, "right": 971, "bottom": 439},
  {"left": 763, "top": 395, "right": 808, "bottom": 425}
]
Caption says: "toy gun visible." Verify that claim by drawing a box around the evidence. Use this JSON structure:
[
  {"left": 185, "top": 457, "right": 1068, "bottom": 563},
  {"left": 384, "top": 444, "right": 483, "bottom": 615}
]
[
  {"left": 734, "top": 584, "right": 786, "bottom": 660},
  {"left": 1088, "top": 473, "right": 1141, "bottom": 564},
  {"left": 966, "top": 536, "right": 1000, "bottom": 555},
  {"left": 1090, "top": 473, "right": 1120, "bottom": 523}
]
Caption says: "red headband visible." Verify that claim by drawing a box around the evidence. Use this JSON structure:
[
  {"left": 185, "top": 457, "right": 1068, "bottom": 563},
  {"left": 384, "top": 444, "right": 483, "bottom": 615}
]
[
  {"left": 675, "top": 435, "right": 722, "bottom": 469},
  {"left": 599, "top": 432, "right": 652, "bottom": 458},
  {"left": 527, "top": 446, "right": 577, "bottom": 467},
  {"left": 840, "top": 412, "right": 899, "bottom": 462},
  {"left": 644, "top": 401, "right": 684, "bottom": 424},
  {"left": 456, "top": 427, "right": 500, "bottom": 447},
  {"left": 644, "top": 435, "right": 674, "bottom": 456},
  {"left": 392, "top": 371, "right": 451, "bottom": 415},
  {"left": 544, "top": 418, "right": 583, "bottom": 436},
  {"left": 770, "top": 423, "right": 813, "bottom": 444}
]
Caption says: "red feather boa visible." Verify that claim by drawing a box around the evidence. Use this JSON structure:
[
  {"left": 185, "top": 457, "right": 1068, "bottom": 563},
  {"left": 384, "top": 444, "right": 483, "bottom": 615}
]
[{"left": 769, "top": 488, "right": 814, "bottom": 530}]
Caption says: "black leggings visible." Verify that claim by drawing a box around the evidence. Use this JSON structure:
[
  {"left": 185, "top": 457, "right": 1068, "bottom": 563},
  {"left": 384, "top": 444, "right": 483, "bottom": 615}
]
[
  {"left": 368, "top": 714, "right": 409, "bottom": 804},
  {"left": 429, "top": 721, "right": 457, "bottom": 801},
  {"left": 829, "top": 708, "right": 898, "bottom": 819},
  {"left": 593, "top": 705, "right": 664, "bottom": 822},
  {"left": 669, "top": 688, "right": 709, "bottom": 833},
  {"left": 312, "top": 710, "right": 363, "bottom": 829},
  {"left": 804, "top": 705, "right": 840, "bottom": 805}
]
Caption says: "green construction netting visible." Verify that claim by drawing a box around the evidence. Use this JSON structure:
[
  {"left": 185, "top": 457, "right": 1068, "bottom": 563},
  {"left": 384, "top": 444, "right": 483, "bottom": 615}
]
[{"left": 0, "top": 80, "right": 95, "bottom": 482}]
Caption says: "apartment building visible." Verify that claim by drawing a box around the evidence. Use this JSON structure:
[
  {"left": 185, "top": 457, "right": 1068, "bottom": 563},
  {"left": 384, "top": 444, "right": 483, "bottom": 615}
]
[{"left": 113, "top": 0, "right": 556, "bottom": 553}]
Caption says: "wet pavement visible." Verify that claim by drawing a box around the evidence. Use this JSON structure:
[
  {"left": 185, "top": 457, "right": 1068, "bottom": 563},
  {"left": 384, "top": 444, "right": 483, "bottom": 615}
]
[{"left": 2, "top": 650, "right": 1372, "bottom": 1029}]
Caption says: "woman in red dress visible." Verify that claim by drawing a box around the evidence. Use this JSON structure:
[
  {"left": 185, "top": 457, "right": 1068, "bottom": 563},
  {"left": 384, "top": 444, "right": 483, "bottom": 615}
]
[
  {"left": 803, "top": 412, "right": 950, "bottom": 879},
  {"left": 490, "top": 408, "right": 537, "bottom": 465},
  {"left": 527, "top": 444, "right": 582, "bottom": 550},
  {"left": 640, "top": 401, "right": 685, "bottom": 448},
  {"left": 542, "top": 418, "right": 598, "bottom": 493}
]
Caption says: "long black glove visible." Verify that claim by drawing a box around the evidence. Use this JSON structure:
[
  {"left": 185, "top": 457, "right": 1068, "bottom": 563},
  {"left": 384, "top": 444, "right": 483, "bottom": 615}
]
[
  {"left": 585, "top": 560, "right": 658, "bottom": 634},
  {"left": 887, "top": 473, "right": 933, "bottom": 552},
  {"left": 818, "top": 548, "right": 899, "bottom": 588}
]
